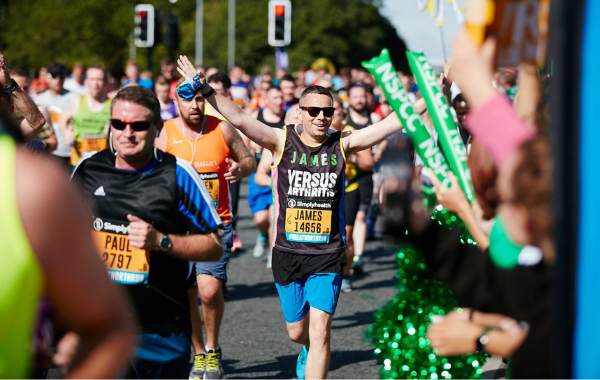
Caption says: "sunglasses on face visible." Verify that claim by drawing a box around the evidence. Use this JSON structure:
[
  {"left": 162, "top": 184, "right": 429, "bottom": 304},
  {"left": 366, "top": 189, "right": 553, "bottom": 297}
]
[
  {"left": 110, "top": 118, "right": 152, "bottom": 132},
  {"left": 300, "top": 106, "right": 335, "bottom": 118}
]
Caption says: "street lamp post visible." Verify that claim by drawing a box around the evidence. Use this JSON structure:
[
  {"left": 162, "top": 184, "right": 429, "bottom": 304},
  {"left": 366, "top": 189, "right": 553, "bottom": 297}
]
[
  {"left": 228, "top": 0, "right": 235, "bottom": 70},
  {"left": 195, "top": 0, "right": 203, "bottom": 66}
]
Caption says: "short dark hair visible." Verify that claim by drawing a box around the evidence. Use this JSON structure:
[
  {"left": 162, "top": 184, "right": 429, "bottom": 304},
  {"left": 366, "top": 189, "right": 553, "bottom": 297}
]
[
  {"left": 155, "top": 75, "right": 169, "bottom": 87},
  {"left": 207, "top": 72, "right": 231, "bottom": 89},
  {"left": 300, "top": 85, "right": 333, "bottom": 102},
  {"left": 280, "top": 74, "right": 295, "bottom": 84},
  {"left": 111, "top": 86, "right": 161, "bottom": 125},
  {"left": 47, "top": 63, "right": 67, "bottom": 79},
  {"left": 348, "top": 81, "right": 371, "bottom": 94}
]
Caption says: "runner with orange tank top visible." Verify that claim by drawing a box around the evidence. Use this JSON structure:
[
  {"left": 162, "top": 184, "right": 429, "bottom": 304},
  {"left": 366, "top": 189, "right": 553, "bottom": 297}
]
[
  {"left": 162, "top": 116, "right": 232, "bottom": 223},
  {"left": 156, "top": 81, "right": 254, "bottom": 380}
]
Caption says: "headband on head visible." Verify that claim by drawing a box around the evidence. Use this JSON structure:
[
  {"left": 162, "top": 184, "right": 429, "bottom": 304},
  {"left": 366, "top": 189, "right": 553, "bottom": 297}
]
[{"left": 176, "top": 74, "right": 204, "bottom": 100}]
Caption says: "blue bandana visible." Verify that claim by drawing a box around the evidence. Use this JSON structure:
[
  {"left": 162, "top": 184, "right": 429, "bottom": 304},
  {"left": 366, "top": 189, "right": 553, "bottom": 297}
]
[{"left": 176, "top": 74, "right": 204, "bottom": 100}]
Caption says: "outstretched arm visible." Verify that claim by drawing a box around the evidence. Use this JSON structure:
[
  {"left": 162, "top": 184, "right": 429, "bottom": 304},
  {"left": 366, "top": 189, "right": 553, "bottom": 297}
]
[
  {"left": 342, "top": 111, "right": 402, "bottom": 155},
  {"left": 176, "top": 55, "right": 283, "bottom": 154}
]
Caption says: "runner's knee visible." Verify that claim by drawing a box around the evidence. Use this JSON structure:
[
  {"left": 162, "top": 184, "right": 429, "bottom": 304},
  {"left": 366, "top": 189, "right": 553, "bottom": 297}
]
[
  {"left": 197, "top": 277, "right": 222, "bottom": 305},
  {"left": 287, "top": 323, "right": 307, "bottom": 343},
  {"left": 308, "top": 318, "right": 331, "bottom": 347}
]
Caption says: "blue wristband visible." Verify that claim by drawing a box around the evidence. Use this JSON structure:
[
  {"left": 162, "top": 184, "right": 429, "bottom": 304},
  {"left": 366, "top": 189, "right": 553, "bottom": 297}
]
[{"left": 176, "top": 74, "right": 205, "bottom": 100}]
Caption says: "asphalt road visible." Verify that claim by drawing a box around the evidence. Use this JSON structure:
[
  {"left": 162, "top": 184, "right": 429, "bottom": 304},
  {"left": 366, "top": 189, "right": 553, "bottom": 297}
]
[{"left": 217, "top": 181, "right": 397, "bottom": 379}]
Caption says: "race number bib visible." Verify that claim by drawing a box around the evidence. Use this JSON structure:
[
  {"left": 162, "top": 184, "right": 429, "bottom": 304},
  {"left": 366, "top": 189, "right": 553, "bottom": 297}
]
[
  {"left": 78, "top": 135, "right": 108, "bottom": 154},
  {"left": 200, "top": 172, "right": 220, "bottom": 207},
  {"left": 285, "top": 198, "right": 332, "bottom": 243},
  {"left": 91, "top": 217, "right": 149, "bottom": 285}
]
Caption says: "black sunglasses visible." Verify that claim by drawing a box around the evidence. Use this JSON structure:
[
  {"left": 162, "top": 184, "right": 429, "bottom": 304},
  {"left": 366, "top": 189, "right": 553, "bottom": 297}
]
[
  {"left": 110, "top": 119, "right": 152, "bottom": 132},
  {"left": 300, "top": 106, "right": 335, "bottom": 118}
]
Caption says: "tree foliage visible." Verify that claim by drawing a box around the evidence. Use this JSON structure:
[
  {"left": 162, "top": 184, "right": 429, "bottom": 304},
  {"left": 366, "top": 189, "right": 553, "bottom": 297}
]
[
  {"left": 0, "top": 0, "right": 408, "bottom": 75},
  {"left": 0, "top": 0, "right": 132, "bottom": 72}
]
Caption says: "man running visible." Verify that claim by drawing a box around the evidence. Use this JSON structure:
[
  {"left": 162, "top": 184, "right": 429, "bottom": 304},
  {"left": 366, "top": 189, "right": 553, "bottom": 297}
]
[
  {"left": 156, "top": 75, "right": 255, "bottom": 380},
  {"left": 72, "top": 86, "right": 223, "bottom": 378},
  {"left": 0, "top": 102, "right": 135, "bottom": 378},
  {"left": 33, "top": 63, "right": 74, "bottom": 167},
  {"left": 329, "top": 96, "right": 374, "bottom": 292},
  {"left": 280, "top": 74, "right": 299, "bottom": 112},
  {"left": 248, "top": 86, "right": 285, "bottom": 262},
  {"left": 177, "top": 55, "right": 404, "bottom": 379},
  {"left": 344, "top": 83, "right": 380, "bottom": 275},
  {"left": 63, "top": 64, "right": 110, "bottom": 165}
]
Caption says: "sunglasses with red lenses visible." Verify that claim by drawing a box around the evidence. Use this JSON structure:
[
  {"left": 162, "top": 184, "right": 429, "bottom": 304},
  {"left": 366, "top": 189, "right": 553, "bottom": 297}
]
[
  {"left": 300, "top": 106, "right": 335, "bottom": 118},
  {"left": 110, "top": 119, "right": 152, "bottom": 132}
]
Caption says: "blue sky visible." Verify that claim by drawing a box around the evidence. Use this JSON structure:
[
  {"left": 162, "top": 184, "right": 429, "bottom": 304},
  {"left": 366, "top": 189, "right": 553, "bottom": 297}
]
[{"left": 379, "top": 0, "right": 462, "bottom": 65}]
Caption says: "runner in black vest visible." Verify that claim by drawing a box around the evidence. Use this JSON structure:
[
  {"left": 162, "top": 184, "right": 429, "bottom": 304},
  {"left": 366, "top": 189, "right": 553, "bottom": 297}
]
[
  {"left": 345, "top": 83, "right": 380, "bottom": 280},
  {"left": 176, "top": 55, "right": 405, "bottom": 379},
  {"left": 72, "top": 86, "right": 222, "bottom": 379},
  {"left": 249, "top": 87, "right": 286, "bottom": 264}
]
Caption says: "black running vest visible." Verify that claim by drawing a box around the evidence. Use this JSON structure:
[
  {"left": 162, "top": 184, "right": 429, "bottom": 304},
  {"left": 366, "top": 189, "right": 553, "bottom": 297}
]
[
  {"left": 73, "top": 150, "right": 194, "bottom": 333},
  {"left": 257, "top": 108, "right": 285, "bottom": 129},
  {"left": 272, "top": 126, "right": 346, "bottom": 255}
]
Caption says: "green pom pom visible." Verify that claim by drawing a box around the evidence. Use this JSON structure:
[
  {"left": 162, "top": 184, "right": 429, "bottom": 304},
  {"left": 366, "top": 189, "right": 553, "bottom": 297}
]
[{"left": 368, "top": 247, "right": 486, "bottom": 379}]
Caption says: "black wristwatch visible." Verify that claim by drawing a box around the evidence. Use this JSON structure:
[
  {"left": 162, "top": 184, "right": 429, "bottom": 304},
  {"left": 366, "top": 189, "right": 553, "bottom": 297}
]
[
  {"left": 201, "top": 85, "right": 215, "bottom": 99},
  {"left": 2, "top": 78, "right": 19, "bottom": 94},
  {"left": 159, "top": 234, "right": 173, "bottom": 253},
  {"left": 475, "top": 330, "right": 490, "bottom": 354}
]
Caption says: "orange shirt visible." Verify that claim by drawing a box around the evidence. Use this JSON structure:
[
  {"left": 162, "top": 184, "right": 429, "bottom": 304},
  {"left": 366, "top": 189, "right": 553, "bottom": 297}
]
[{"left": 163, "top": 116, "right": 231, "bottom": 223}]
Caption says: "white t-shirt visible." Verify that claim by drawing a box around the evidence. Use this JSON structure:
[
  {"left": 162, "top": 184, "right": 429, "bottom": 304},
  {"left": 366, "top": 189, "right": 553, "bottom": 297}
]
[
  {"left": 34, "top": 89, "right": 76, "bottom": 158},
  {"left": 64, "top": 78, "right": 87, "bottom": 96}
]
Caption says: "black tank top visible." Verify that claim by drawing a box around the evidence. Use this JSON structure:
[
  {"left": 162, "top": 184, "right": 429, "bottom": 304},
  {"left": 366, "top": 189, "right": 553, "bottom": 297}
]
[
  {"left": 345, "top": 112, "right": 373, "bottom": 130},
  {"left": 272, "top": 125, "right": 346, "bottom": 255},
  {"left": 257, "top": 108, "right": 285, "bottom": 129},
  {"left": 73, "top": 150, "right": 202, "bottom": 333},
  {"left": 345, "top": 113, "right": 374, "bottom": 182}
]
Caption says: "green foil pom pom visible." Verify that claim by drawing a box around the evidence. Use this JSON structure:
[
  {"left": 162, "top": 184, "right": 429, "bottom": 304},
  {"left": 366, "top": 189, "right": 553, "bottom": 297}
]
[{"left": 368, "top": 247, "right": 486, "bottom": 379}]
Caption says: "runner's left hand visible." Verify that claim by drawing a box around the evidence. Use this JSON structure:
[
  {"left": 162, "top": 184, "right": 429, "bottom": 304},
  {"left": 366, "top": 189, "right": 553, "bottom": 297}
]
[
  {"left": 224, "top": 157, "right": 242, "bottom": 183},
  {"left": 127, "top": 214, "right": 160, "bottom": 251}
]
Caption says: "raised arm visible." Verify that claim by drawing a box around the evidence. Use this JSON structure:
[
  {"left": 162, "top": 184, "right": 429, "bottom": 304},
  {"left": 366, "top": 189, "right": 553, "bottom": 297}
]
[
  {"left": 342, "top": 111, "right": 402, "bottom": 155},
  {"left": 0, "top": 54, "right": 45, "bottom": 133},
  {"left": 176, "top": 55, "right": 283, "bottom": 154}
]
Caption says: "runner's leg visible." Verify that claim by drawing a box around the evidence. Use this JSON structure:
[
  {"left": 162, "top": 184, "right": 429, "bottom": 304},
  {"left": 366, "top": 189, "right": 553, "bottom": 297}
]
[
  {"left": 197, "top": 275, "right": 224, "bottom": 349},
  {"left": 305, "top": 307, "right": 333, "bottom": 379}
]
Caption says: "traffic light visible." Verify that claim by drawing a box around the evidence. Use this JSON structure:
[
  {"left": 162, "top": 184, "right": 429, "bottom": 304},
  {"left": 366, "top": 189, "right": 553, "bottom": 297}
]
[
  {"left": 268, "top": 0, "right": 291, "bottom": 47},
  {"left": 134, "top": 4, "right": 155, "bottom": 48}
]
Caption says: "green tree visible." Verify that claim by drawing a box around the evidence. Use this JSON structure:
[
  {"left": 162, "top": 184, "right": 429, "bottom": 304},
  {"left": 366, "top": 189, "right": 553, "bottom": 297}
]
[
  {"left": 0, "top": 0, "right": 132, "bottom": 72},
  {"left": 178, "top": 0, "right": 408, "bottom": 73},
  {"left": 0, "top": 0, "right": 408, "bottom": 75}
]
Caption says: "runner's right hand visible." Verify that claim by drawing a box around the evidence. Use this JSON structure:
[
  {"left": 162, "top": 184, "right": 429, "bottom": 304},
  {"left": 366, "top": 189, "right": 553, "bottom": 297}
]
[
  {"left": 176, "top": 55, "right": 205, "bottom": 85},
  {"left": 127, "top": 214, "right": 160, "bottom": 251},
  {"left": 0, "top": 54, "right": 10, "bottom": 86}
]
